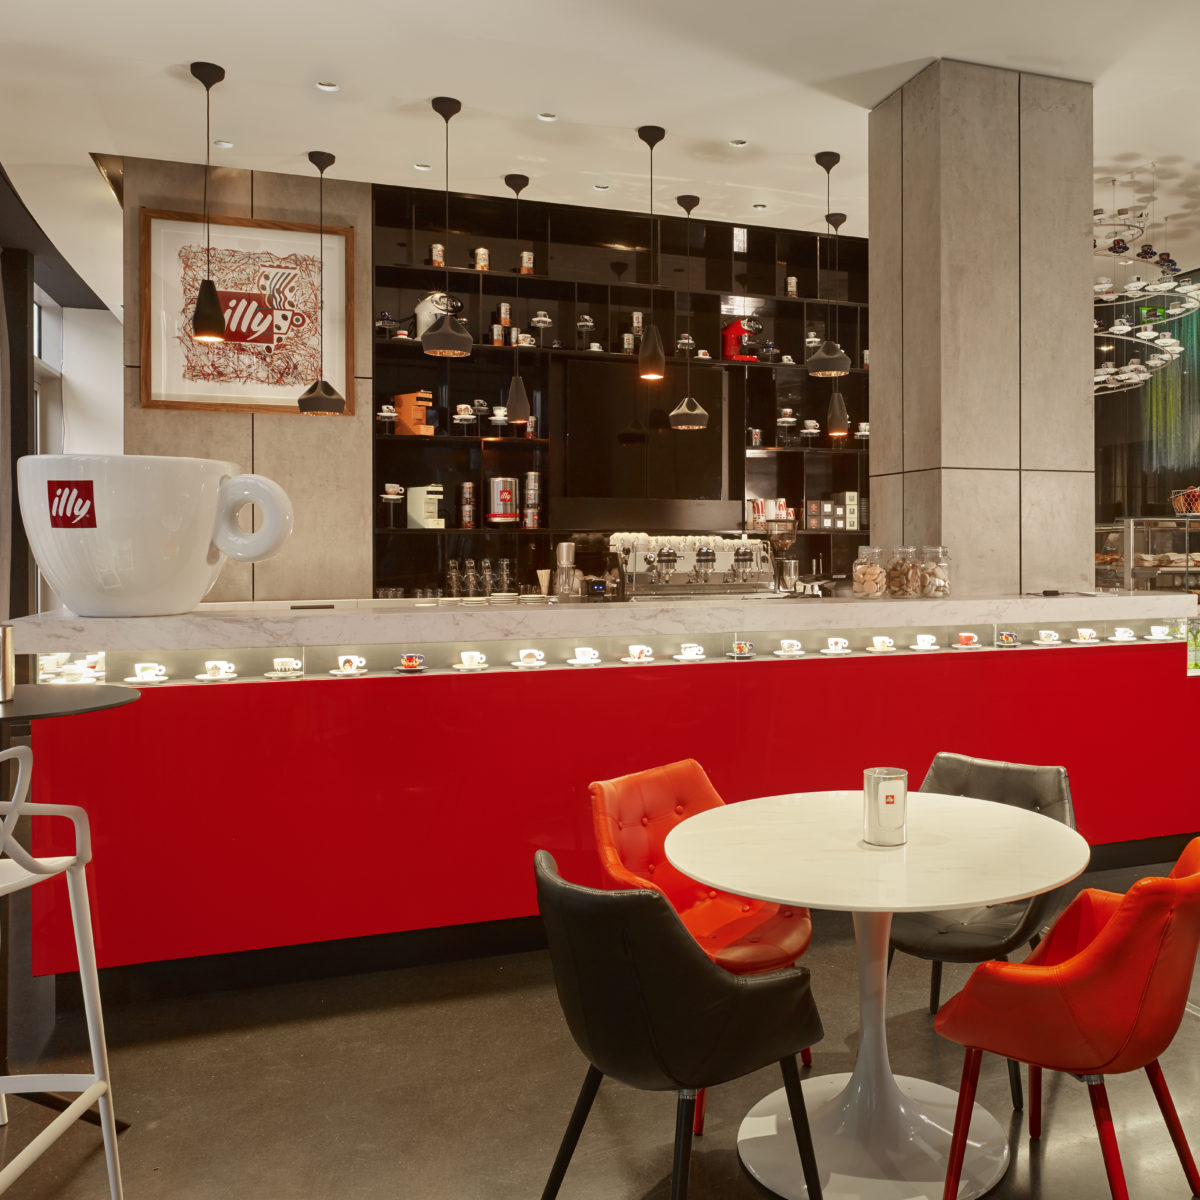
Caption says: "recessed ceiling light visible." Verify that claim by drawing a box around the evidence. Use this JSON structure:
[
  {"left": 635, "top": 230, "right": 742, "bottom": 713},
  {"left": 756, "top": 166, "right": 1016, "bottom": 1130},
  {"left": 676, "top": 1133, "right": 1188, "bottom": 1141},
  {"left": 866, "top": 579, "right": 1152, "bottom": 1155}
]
[
  {"left": 315, "top": 81, "right": 340, "bottom": 93},
  {"left": 729, "top": 138, "right": 748, "bottom": 148},
  {"left": 213, "top": 139, "right": 234, "bottom": 149},
  {"left": 753, "top": 203, "right": 767, "bottom": 210},
  {"left": 593, "top": 183, "right": 610, "bottom": 191},
  {"left": 413, "top": 162, "right": 432, "bottom": 171},
  {"left": 537, "top": 112, "right": 558, "bottom": 122}
]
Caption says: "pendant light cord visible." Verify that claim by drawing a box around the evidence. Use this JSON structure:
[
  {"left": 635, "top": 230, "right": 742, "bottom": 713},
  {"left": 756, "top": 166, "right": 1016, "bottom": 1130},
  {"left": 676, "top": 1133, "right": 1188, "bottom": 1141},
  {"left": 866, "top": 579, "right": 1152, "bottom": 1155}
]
[
  {"left": 317, "top": 168, "right": 324, "bottom": 378},
  {"left": 443, "top": 117, "right": 451, "bottom": 305},
  {"left": 204, "top": 84, "right": 212, "bottom": 276},
  {"left": 685, "top": 210, "right": 691, "bottom": 398},
  {"left": 513, "top": 189, "right": 520, "bottom": 377},
  {"left": 649, "top": 145, "right": 655, "bottom": 287}
]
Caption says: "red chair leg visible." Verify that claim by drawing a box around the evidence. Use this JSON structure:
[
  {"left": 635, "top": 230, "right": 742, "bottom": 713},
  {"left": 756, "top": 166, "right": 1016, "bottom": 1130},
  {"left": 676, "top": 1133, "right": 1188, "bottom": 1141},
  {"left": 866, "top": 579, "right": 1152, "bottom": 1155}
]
[
  {"left": 1145, "top": 1060, "right": 1200, "bottom": 1195},
  {"left": 1029, "top": 1066, "right": 1042, "bottom": 1139},
  {"left": 692, "top": 1087, "right": 706, "bottom": 1136},
  {"left": 943, "top": 1047, "right": 982, "bottom": 1200},
  {"left": 1086, "top": 1079, "right": 1130, "bottom": 1200},
  {"left": 801, "top": 1046, "right": 813, "bottom": 1068}
]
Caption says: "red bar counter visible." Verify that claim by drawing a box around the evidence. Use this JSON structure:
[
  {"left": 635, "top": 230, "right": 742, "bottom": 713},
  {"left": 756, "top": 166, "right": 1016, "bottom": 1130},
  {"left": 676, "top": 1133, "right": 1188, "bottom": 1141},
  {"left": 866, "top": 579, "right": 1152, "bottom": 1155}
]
[{"left": 28, "top": 643, "right": 1195, "bottom": 974}]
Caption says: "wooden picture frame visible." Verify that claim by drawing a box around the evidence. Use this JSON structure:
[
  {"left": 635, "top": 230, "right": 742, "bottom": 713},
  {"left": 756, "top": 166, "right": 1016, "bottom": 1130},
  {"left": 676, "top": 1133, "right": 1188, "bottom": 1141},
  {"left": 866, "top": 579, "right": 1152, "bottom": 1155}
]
[{"left": 140, "top": 209, "right": 355, "bottom": 415}]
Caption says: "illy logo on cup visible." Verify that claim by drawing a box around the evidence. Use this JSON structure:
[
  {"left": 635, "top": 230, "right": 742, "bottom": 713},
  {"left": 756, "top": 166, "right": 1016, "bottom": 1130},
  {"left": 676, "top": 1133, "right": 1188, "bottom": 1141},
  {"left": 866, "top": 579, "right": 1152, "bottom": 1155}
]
[
  {"left": 47, "top": 481, "right": 96, "bottom": 528},
  {"left": 885, "top": 793, "right": 895, "bottom": 805}
]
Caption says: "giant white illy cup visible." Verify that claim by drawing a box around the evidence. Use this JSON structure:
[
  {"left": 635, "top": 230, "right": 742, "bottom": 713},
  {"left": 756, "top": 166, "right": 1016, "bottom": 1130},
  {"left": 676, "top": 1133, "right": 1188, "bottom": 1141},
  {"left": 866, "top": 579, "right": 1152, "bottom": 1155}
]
[
  {"left": 18, "top": 455, "right": 294, "bottom": 617},
  {"left": 863, "top": 767, "right": 908, "bottom": 847}
]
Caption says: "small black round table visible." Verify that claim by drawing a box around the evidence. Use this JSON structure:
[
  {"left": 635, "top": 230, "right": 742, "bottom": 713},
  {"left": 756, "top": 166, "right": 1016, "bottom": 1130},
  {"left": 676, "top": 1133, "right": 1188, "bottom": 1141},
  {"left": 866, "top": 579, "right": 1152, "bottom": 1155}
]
[{"left": 0, "top": 683, "right": 140, "bottom": 1129}]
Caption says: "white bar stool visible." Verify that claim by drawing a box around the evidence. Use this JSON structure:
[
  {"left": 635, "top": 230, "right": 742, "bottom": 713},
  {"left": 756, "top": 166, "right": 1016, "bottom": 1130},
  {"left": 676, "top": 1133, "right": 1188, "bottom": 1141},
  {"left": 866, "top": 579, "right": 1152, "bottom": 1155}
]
[{"left": 0, "top": 744, "right": 122, "bottom": 1198}]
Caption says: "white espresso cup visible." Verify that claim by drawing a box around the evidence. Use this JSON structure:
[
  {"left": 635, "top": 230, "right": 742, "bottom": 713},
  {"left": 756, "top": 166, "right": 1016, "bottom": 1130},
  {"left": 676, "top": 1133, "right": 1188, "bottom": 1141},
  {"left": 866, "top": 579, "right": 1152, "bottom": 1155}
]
[
  {"left": 461, "top": 651, "right": 487, "bottom": 667},
  {"left": 1038, "top": 630, "right": 1060, "bottom": 643},
  {"left": 18, "top": 455, "right": 293, "bottom": 617},
  {"left": 780, "top": 638, "right": 802, "bottom": 653},
  {"left": 134, "top": 661, "right": 167, "bottom": 680},
  {"left": 574, "top": 647, "right": 600, "bottom": 662},
  {"left": 338, "top": 655, "right": 367, "bottom": 672},
  {"left": 273, "top": 657, "right": 302, "bottom": 673},
  {"left": 205, "top": 659, "right": 235, "bottom": 677},
  {"left": 1150, "top": 625, "right": 1170, "bottom": 639},
  {"left": 384, "top": 482, "right": 402, "bottom": 495},
  {"left": 628, "top": 644, "right": 653, "bottom": 660},
  {"left": 803, "top": 419, "right": 819, "bottom": 430},
  {"left": 1114, "top": 627, "right": 1134, "bottom": 640},
  {"left": 872, "top": 636, "right": 894, "bottom": 650},
  {"left": 680, "top": 643, "right": 705, "bottom": 658},
  {"left": 916, "top": 634, "right": 938, "bottom": 649},
  {"left": 519, "top": 648, "right": 545, "bottom": 664},
  {"left": 827, "top": 637, "right": 849, "bottom": 651},
  {"left": 1076, "top": 628, "right": 1097, "bottom": 641}
]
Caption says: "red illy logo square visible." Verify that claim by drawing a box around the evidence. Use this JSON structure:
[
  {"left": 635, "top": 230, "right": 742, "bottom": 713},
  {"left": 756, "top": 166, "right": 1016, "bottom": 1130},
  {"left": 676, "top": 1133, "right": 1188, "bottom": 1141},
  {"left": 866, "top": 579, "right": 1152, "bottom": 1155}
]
[{"left": 47, "top": 481, "right": 96, "bottom": 528}]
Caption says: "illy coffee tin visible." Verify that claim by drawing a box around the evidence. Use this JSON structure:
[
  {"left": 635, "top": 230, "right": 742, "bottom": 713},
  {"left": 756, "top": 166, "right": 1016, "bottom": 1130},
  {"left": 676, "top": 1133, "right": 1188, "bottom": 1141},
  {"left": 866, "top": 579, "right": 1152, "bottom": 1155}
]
[
  {"left": 460, "top": 503, "right": 477, "bottom": 528},
  {"left": 621, "top": 332, "right": 635, "bottom": 353},
  {"left": 499, "top": 302, "right": 511, "bottom": 326},
  {"left": 473, "top": 246, "right": 490, "bottom": 270},
  {"left": 520, "top": 250, "right": 534, "bottom": 275},
  {"left": 786, "top": 275, "right": 798, "bottom": 299},
  {"left": 631, "top": 310, "right": 644, "bottom": 334},
  {"left": 521, "top": 507, "right": 541, "bottom": 529},
  {"left": 491, "top": 324, "right": 504, "bottom": 346},
  {"left": 510, "top": 326, "right": 522, "bottom": 346},
  {"left": 431, "top": 243, "right": 445, "bottom": 267},
  {"left": 487, "top": 476, "right": 519, "bottom": 524}
]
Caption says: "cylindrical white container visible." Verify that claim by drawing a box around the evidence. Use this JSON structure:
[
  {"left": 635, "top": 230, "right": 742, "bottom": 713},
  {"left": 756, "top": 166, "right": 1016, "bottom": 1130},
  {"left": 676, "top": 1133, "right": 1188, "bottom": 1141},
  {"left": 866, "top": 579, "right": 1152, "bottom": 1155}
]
[{"left": 863, "top": 767, "right": 908, "bottom": 847}]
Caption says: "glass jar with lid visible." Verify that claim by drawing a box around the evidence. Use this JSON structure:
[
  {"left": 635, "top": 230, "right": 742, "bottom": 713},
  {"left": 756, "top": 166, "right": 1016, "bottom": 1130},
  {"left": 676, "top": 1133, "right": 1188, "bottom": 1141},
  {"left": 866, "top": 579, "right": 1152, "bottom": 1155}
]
[
  {"left": 885, "top": 546, "right": 921, "bottom": 598},
  {"left": 852, "top": 546, "right": 886, "bottom": 598},
  {"left": 918, "top": 546, "right": 951, "bottom": 598}
]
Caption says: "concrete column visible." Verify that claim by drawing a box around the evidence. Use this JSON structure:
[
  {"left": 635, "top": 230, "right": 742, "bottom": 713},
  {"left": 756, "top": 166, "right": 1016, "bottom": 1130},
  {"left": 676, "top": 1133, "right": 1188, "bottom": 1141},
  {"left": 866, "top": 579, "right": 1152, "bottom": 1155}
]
[{"left": 868, "top": 60, "right": 1093, "bottom": 596}]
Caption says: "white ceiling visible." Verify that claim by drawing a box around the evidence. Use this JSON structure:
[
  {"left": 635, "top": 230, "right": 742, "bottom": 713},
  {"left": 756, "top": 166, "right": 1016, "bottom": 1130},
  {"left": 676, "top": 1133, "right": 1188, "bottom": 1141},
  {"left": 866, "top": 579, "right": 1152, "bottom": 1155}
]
[{"left": 2, "top": 0, "right": 1198, "bottom": 315}]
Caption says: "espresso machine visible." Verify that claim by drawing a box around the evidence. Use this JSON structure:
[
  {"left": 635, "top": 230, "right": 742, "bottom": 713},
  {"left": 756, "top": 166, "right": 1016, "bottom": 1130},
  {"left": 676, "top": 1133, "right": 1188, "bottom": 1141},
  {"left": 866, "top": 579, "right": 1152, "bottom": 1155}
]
[
  {"left": 610, "top": 533, "right": 774, "bottom": 597},
  {"left": 410, "top": 292, "right": 464, "bottom": 342},
  {"left": 721, "top": 314, "right": 764, "bottom": 361}
]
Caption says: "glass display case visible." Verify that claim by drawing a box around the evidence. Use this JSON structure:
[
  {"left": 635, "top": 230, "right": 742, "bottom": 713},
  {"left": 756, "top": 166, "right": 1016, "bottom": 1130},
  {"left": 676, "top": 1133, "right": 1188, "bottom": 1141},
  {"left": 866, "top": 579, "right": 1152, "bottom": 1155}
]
[{"left": 1095, "top": 518, "right": 1200, "bottom": 593}]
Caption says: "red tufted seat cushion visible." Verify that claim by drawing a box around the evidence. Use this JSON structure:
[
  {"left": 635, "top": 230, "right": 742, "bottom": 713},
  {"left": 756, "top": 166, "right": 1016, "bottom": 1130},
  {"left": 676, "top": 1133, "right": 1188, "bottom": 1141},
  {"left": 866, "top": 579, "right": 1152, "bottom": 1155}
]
[{"left": 589, "top": 758, "right": 812, "bottom": 975}]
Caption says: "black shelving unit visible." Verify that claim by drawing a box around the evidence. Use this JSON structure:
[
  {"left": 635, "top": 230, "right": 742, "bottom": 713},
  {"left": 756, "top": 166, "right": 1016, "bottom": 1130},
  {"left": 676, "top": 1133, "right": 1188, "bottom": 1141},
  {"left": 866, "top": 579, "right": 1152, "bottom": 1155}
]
[{"left": 372, "top": 184, "right": 870, "bottom": 594}]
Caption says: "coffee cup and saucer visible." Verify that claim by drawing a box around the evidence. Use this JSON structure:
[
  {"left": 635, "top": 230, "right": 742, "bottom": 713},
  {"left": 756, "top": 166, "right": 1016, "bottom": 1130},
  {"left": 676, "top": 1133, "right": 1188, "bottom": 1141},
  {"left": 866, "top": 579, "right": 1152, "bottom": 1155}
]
[
  {"left": 866, "top": 635, "right": 896, "bottom": 653},
  {"left": 511, "top": 648, "right": 547, "bottom": 669},
  {"left": 951, "top": 632, "right": 981, "bottom": 650},
  {"left": 822, "top": 637, "right": 852, "bottom": 656},
  {"left": 330, "top": 654, "right": 368, "bottom": 676},
  {"left": 393, "top": 653, "right": 426, "bottom": 673},
  {"left": 196, "top": 659, "right": 237, "bottom": 682},
  {"left": 1070, "top": 628, "right": 1100, "bottom": 644},
  {"left": 125, "top": 661, "right": 169, "bottom": 684},
  {"left": 621, "top": 644, "right": 655, "bottom": 664},
  {"left": 567, "top": 647, "right": 601, "bottom": 666},
  {"left": 908, "top": 634, "right": 939, "bottom": 651},
  {"left": 453, "top": 651, "right": 489, "bottom": 671},
  {"left": 1033, "top": 630, "right": 1062, "bottom": 647},
  {"left": 774, "top": 638, "right": 804, "bottom": 658},
  {"left": 265, "top": 656, "right": 304, "bottom": 679},
  {"left": 673, "top": 643, "right": 707, "bottom": 662},
  {"left": 726, "top": 640, "right": 755, "bottom": 659},
  {"left": 1107, "top": 627, "right": 1136, "bottom": 643}
]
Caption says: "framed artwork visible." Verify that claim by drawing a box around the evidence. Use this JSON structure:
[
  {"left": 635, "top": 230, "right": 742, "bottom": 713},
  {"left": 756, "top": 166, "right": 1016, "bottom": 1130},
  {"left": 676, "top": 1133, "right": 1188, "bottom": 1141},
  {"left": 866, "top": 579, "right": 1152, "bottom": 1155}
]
[{"left": 140, "top": 209, "right": 355, "bottom": 415}]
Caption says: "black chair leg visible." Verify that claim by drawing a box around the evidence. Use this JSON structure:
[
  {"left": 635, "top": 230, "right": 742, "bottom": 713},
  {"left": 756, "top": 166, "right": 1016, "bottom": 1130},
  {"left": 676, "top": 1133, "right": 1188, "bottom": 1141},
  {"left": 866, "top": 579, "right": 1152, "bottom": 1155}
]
[
  {"left": 1007, "top": 1057, "right": 1024, "bottom": 1110},
  {"left": 929, "top": 960, "right": 943, "bottom": 1015},
  {"left": 780, "top": 1056, "right": 823, "bottom": 1200},
  {"left": 541, "top": 1066, "right": 603, "bottom": 1200},
  {"left": 671, "top": 1091, "right": 697, "bottom": 1200}
]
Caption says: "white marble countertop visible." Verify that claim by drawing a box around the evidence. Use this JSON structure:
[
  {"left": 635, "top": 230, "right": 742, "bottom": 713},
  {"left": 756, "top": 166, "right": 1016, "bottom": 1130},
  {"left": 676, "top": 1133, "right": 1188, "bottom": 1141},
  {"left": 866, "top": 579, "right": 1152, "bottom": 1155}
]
[{"left": 9, "top": 591, "right": 1195, "bottom": 653}]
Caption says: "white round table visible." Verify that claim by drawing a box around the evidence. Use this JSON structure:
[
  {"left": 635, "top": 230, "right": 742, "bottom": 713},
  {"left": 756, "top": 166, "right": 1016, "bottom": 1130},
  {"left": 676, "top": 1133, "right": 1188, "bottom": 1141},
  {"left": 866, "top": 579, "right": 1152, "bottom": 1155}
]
[{"left": 664, "top": 790, "right": 1090, "bottom": 1200}]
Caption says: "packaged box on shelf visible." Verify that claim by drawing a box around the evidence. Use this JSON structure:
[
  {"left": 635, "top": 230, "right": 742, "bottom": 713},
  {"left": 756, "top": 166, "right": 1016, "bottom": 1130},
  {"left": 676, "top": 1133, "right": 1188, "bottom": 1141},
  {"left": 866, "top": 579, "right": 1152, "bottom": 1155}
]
[
  {"left": 832, "top": 491, "right": 859, "bottom": 506},
  {"left": 845, "top": 505, "right": 859, "bottom": 531},
  {"left": 393, "top": 390, "right": 435, "bottom": 436}
]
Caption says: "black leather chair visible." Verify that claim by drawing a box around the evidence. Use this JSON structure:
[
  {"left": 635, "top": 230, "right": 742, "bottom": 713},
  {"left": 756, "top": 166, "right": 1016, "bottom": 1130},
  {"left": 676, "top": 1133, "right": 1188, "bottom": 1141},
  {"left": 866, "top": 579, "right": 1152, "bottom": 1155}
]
[
  {"left": 888, "top": 751, "right": 1076, "bottom": 1107},
  {"left": 535, "top": 851, "right": 824, "bottom": 1200}
]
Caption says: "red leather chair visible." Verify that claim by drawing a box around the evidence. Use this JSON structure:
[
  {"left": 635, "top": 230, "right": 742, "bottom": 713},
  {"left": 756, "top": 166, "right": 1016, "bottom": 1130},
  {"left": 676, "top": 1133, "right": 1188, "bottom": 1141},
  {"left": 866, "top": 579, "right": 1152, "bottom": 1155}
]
[
  {"left": 589, "top": 759, "right": 814, "bottom": 1133},
  {"left": 936, "top": 838, "right": 1200, "bottom": 1200}
]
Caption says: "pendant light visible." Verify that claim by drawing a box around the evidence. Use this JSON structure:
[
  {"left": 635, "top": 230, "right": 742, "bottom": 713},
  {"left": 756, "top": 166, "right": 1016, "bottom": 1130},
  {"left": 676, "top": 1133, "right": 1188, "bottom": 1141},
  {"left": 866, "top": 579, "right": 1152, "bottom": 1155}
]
[
  {"left": 423, "top": 97, "right": 472, "bottom": 358},
  {"left": 669, "top": 194, "right": 708, "bottom": 429},
  {"left": 504, "top": 173, "right": 531, "bottom": 426},
  {"left": 805, "top": 151, "right": 851, "bottom": 378},
  {"left": 827, "top": 387, "right": 850, "bottom": 437},
  {"left": 298, "top": 151, "right": 346, "bottom": 415},
  {"left": 189, "top": 62, "right": 227, "bottom": 342},
  {"left": 636, "top": 125, "right": 666, "bottom": 380}
]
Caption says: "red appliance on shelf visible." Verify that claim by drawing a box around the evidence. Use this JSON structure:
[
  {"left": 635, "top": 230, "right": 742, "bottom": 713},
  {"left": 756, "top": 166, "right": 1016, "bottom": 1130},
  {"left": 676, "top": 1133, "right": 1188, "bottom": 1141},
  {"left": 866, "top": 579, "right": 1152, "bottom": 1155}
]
[{"left": 722, "top": 314, "right": 764, "bottom": 361}]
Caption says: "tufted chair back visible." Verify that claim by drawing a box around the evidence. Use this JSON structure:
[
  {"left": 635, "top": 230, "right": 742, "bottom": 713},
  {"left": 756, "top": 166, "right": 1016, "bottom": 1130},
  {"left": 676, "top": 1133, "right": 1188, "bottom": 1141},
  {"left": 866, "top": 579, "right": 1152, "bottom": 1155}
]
[
  {"left": 590, "top": 759, "right": 725, "bottom": 909},
  {"left": 921, "top": 751, "right": 1074, "bottom": 827}
]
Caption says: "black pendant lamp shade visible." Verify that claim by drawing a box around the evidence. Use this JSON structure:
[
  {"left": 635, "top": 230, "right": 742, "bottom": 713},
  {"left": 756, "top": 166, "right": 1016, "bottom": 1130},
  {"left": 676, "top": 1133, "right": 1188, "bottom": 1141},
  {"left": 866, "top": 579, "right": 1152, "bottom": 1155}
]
[
  {"left": 189, "top": 61, "right": 227, "bottom": 342},
  {"left": 805, "top": 153, "right": 851, "bottom": 378},
  {"left": 504, "top": 173, "right": 531, "bottom": 424},
  {"left": 298, "top": 150, "right": 346, "bottom": 415},
  {"left": 637, "top": 125, "right": 666, "bottom": 381},
  {"left": 618, "top": 417, "right": 648, "bottom": 445},
  {"left": 827, "top": 388, "right": 850, "bottom": 436},
  {"left": 425, "top": 96, "right": 473, "bottom": 357},
  {"left": 671, "top": 193, "right": 708, "bottom": 430}
]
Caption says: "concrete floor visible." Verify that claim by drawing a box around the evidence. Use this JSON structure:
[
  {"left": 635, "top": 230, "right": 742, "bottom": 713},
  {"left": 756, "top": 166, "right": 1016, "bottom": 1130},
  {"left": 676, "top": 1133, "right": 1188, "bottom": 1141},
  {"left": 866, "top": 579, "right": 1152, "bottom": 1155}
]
[{"left": 4, "top": 863, "right": 1199, "bottom": 1200}]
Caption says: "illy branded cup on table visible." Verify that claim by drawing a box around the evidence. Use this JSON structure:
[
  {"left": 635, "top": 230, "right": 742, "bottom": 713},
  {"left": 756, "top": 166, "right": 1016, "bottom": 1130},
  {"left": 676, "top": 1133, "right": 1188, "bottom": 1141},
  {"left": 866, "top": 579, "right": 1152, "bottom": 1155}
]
[
  {"left": 18, "top": 455, "right": 293, "bottom": 617},
  {"left": 863, "top": 767, "right": 908, "bottom": 847}
]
